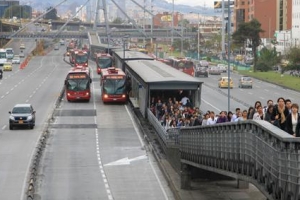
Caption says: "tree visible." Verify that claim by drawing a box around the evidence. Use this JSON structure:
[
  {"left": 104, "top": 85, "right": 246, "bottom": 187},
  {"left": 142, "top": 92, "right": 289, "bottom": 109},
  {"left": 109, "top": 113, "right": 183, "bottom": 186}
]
[
  {"left": 232, "top": 19, "right": 264, "bottom": 72},
  {"left": 3, "top": 5, "right": 28, "bottom": 19},
  {"left": 285, "top": 47, "right": 300, "bottom": 70},
  {"left": 112, "top": 17, "right": 123, "bottom": 24},
  {"left": 256, "top": 47, "right": 281, "bottom": 71},
  {"left": 44, "top": 7, "right": 58, "bottom": 20}
]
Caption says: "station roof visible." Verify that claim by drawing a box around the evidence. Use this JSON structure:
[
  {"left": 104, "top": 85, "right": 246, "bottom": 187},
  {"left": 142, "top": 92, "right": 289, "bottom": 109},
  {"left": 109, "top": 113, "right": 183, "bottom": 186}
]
[
  {"left": 125, "top": 59, "right": 202, "bottom": 90},
  {"left": 113, "top": 50, "right": 154, "bottom": 61}
]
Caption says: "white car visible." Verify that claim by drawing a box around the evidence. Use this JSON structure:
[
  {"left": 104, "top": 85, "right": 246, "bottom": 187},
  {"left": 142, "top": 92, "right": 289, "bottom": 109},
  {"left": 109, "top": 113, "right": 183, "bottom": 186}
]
[
  {"left": 12, "top": 55, "right": 20, "bottom": 64},
  {"left": 19, "top": 52, "right": 25, "bottom": 58}
]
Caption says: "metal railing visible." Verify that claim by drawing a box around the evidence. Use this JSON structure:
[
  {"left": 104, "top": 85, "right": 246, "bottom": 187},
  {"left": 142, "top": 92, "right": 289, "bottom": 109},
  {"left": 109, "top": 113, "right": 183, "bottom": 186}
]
[
  {"left": 180, "top": 120, "right": 300, "bottom": 200},
  {"left": 146, "top": 109, "right": 180, "bottom": 148}
]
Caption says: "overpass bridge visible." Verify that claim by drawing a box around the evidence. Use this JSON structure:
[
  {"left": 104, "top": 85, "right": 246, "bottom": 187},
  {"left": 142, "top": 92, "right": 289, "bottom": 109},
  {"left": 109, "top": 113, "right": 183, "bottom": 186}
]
[
  {"left": 142, "top": 109, "right": 300, "bottom": 200},
  {"left": 0, "top": 30, "right": 196, "bottom": 40}
]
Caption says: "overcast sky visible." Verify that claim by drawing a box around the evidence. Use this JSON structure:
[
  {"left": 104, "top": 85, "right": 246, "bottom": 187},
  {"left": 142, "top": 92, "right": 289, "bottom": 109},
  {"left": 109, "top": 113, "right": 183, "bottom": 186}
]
[{"left": 165, "top": 0, "right": 217, "bottom": 8}]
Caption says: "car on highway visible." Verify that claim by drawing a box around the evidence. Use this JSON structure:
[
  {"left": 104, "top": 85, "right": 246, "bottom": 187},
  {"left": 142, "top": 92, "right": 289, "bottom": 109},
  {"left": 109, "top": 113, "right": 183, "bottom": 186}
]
[
  {"left": 238, "top": 76, "right": 253, "bottom": 88},
  {"left": 218, "top": 77, "right": 233, "bottom": 89},
  {"left": 217, "top": 64, "right": 227, "bottom": 73},
  {"left": 20, "top": 43, "right": 25, "bottom": 49},
  {"left": 11, "top": 55, "right": 20, "bottom": 64},
  {"left": 235, "top": 54, "right": 243, "bottom": 61},
  {"left": 54, "top": 45, "right": 59, "bottom": 50},
  {"left": 199, "top": 60, "right": 209, "bottom": 67},
  {"left": 9, "top": 104, "right": 36, "bottom": 130},
  {"left": 19, "top": 51, "right": 25, "bottom": 58},
  {"left": 195, "top": 64, "right": 208, "bottom": 77},
  {"left": 209, "top": 66, "right": 221, "bottom": 75},
  {"left": 3, "top": 62, "right": 12, "bottom": 71}
]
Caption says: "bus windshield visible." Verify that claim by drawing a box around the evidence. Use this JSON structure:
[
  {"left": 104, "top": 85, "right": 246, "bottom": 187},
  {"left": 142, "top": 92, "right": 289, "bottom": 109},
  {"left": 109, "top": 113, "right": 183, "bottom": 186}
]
[
  {"left": 75, "top": 54, "right": 88, "bottom": 64},
  {"left": 0, "top": 52, "right": 6, "bottom": 58},
  {"left": 103, "top": 79, "right": 126, "bottom": 94},
  {"left": 97, "top": 57, "right": 112, "bottom": 69},
  {"left": 66, "top": 79, "right": 89, "bottom": 91},
  {"left": 177, "top": 61, "right": 194, "bottom": 69}
]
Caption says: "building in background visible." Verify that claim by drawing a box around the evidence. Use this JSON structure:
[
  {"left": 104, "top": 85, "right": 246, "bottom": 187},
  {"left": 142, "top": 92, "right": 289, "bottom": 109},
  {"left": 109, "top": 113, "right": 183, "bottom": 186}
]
[
  {"left": 233, "top": 0, "right": 291, "bottom": 41},
  {"left": 0, "top": 0, "right": 19, "bottom": 18},
  {"left": 292, "top": 0, "right": 300, "bottom": 46},
  {"left": 115, "top": 0, "right": 125, "bottom": 19}
]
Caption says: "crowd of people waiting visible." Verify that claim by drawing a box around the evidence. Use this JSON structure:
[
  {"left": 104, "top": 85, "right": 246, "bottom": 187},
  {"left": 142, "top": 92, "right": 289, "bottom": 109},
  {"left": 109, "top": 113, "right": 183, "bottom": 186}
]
[{"left": 150, "top": 94, "right": 300, "bottom": 137}]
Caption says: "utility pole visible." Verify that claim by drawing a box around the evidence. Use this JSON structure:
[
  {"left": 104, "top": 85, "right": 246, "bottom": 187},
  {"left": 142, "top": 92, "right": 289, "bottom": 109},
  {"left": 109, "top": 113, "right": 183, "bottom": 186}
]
[
  {"left": 227, "top": 0, "right": 231, "bottom": 112},
  {"left": 221, "top": 0, "right": 225, "bottom": 58},
  {"left": 171, "top": 0, "right": 174, "bottom": 45}
]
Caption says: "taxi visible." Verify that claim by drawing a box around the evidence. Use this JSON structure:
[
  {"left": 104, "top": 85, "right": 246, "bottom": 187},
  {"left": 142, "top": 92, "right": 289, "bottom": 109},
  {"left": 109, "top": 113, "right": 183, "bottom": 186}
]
[
  {"left": 235, "top": 54, "right": 243, "bottom": 61},
  {"left": 3, "top": 62, "right": 12, "bottom": 71},
  {"left": 218, "top": 77, "right": 233, "bottom": 89}
]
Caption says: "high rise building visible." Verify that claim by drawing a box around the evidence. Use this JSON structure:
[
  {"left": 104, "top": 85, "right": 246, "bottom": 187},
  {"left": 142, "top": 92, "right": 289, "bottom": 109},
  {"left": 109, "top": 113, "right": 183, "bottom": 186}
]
[
  {"left": 0, "top": 0, "right": 19, "bottom": 18},
  {"left": 233, "top": 0, "right": 292, "bottom": 39},
  {"left": 292, "top": 0, "right": 300, "bottom": 46}
]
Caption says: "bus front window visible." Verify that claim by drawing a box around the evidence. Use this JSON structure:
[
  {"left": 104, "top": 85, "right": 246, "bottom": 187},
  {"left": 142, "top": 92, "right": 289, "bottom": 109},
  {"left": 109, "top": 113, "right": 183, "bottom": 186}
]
[
  {"left": 66, "top": 79, "right": 89, "bottom": 91},
  {"left": 103, "top": 79, "right": 126, "bottom": 94},
  {"left": 98, "top": 58, "right": 112, "bottom": 69},
  {"left": 75, "top": 55, "right": 88, "bottom": 64}
]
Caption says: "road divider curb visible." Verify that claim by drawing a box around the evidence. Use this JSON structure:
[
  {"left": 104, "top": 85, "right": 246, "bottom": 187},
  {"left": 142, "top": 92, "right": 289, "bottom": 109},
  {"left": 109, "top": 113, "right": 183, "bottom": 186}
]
[{"left": 24, "top": 86, "right": 65, "bottom": 200}]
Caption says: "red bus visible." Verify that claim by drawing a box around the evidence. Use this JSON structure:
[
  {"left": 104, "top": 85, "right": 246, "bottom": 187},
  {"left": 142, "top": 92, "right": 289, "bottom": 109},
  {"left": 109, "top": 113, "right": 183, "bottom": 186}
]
[
  {"left": 164, "top": 57, "right": 195, "bottom": 77},
  {"left": 95, "top": 53, "right": 113, "bottom": 74},
  {"left": 74, "top": 50, "right": 88, "bottom": 67},
  {"left": 65, "top": 66, "right": 92, "bottom": 102},
  {"left": 69, "top": 49, "right": 77, "bottom": 64},
  {"left": 100, "top": 67, "right": 127, "bottom": 103}
]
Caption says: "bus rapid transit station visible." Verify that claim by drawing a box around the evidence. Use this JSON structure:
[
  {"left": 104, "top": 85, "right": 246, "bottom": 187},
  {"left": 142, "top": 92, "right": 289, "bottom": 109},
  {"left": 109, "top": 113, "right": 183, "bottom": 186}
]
[{"left": 122, "top": 58, "right": 202, "bottom": 118}]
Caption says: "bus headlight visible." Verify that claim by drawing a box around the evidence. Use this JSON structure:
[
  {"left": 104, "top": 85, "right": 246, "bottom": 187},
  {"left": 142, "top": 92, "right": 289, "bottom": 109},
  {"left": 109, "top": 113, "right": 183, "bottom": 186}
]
[
  {"left": 122, "top": 94, "right": 126, "bottom": 98},
  {"left": 86, "top": 92, "right": 89, "bottom": 96},
  {"left": 104, "top": 94, "right": 108, "bottom": 98}
]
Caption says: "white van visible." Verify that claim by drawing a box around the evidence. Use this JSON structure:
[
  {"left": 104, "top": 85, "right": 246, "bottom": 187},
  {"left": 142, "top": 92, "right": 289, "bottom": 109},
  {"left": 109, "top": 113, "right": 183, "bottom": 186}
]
[{"left": 5, "top": 48, "right": 14, "bottom": 59}]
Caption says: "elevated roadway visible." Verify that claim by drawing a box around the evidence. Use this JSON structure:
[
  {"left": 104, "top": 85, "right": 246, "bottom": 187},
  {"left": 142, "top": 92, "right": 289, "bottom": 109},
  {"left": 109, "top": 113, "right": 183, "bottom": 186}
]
[{"left": 0, "top": 30, "right": 197, "bottom": 39}]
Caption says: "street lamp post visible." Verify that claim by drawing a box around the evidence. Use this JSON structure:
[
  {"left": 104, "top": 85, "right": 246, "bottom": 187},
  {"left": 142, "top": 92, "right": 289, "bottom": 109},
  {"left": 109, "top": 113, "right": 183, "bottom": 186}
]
[
  {"left": 197, "top": 13, "right": 200, "bottom": 61},
  {"left": 190, "top": 12, "right": 200, "bottom": 60},
  {"left": 122, "top": 34, "right": 129, "bottom": 59}
]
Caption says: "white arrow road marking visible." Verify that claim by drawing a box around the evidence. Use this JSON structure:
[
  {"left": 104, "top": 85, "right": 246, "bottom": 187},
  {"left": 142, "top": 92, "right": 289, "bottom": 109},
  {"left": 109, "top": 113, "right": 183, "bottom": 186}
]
[{"left": 104, "top": 155, "right": 147, "bottom": 166}]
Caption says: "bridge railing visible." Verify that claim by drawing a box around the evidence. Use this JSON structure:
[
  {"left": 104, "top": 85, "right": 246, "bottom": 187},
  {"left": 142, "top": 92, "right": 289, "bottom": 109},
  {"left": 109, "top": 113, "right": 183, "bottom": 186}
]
[
  {"left": 146, "top": 109, "right": 180, "bottom": 148},
  {"left": 180, "top": 120, "right": 300, "bottom": 200}
]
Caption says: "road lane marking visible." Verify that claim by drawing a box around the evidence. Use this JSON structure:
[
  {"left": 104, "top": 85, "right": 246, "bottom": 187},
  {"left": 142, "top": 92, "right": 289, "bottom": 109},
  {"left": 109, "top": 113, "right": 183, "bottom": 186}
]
[
  {"left": 92, "top": 74, "right": 113, "bottom": 200},
  {"left": 201, "top": 98, "right": 221, "bottom": 112},
  {"left": 125, "top": 105, "right": 169, "bottom": 200}
]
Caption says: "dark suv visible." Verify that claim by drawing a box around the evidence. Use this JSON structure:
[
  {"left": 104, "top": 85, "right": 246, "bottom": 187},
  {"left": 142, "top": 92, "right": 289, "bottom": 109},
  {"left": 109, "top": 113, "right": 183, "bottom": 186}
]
[
  {"left": 195, "top": 64, "right": 208, "bottom": 77},
  {"left": 9, "top": 104, "right": 36, "bottom": 130}
]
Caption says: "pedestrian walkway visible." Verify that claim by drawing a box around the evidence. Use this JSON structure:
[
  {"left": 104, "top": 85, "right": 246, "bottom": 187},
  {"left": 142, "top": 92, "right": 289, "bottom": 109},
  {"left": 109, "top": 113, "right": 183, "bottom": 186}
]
[{"left": 132, "top": 105, "right": 267, "bottom": 200}]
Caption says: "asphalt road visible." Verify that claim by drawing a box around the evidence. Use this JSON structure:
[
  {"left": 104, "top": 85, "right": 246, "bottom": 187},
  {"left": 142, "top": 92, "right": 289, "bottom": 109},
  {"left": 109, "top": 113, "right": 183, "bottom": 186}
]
[
  {"left": 197, "top": 71, "right": 300, "bottom": 113},
  {"left": 34, "top": 59, "right": 174, "bottom": 199},
  {"left": 0, "top": 40, "right": 70, "bottom": 199}
]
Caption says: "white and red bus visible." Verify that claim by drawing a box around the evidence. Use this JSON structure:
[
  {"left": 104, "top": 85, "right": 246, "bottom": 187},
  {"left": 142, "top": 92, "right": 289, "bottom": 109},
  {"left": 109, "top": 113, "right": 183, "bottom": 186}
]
[
  {"left": 95, "top": 53, "right": 113, "bottom": 74},
  {"left": 65, "top": 66, "right": 92, "bottom": 102},
  {"left": 74, "top": 50, "right": 88, "bottom": 67},
  {"left": 163, "top": 57, "right": 195, "bottom": 77},
  {"left": 100, "top": 67, "right": 127, "bottom": 103}
]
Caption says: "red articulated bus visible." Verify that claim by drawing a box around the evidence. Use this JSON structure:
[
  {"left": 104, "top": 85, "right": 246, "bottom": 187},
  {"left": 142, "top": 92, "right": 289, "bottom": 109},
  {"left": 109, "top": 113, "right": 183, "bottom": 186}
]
[
  {"left": 100, "top": 67, "right": 127, "bottom": 103},
  {"left": 65, "top": 66, "right": 92, "bottom": 102},
  {"left": 164, "top": 57, "right": 195, "bottom": 77},
  {"left": 95, "top": 53, "right": 113, "bottom": 74},
  {"left": 74, "top": 50, "right": 88, "bottom": 67}
]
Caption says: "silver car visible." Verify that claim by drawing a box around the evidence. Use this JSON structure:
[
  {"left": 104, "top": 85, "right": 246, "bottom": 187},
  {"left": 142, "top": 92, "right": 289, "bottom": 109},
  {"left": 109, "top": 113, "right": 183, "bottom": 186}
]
[
  {"left": 238, "top": 76, "right": 253, "bottom": 88},
  {"left": 12, "top": 55, "right": 21, "bottom": 64}
]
